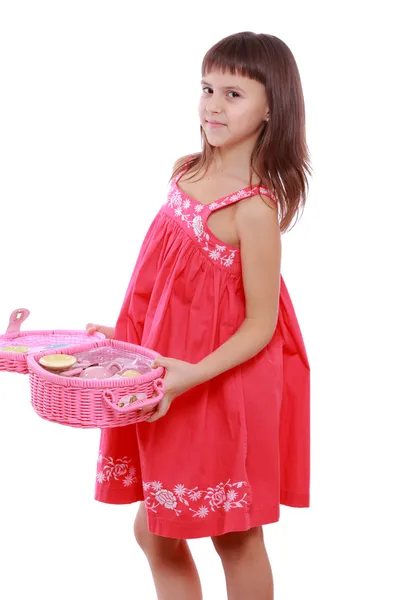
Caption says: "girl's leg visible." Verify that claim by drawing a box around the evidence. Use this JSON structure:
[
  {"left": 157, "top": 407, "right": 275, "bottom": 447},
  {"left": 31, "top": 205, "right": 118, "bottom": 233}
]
[
  {"left": 134, "top": 502, "right": 203, "bottom": 600},
  {"left": 212, "top": 526, "right": 274, "bottom": 600}
]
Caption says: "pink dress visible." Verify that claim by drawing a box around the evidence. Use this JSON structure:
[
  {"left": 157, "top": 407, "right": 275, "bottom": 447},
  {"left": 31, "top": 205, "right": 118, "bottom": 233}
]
[{"left": 95, "top": 169, "right": 310, "bottom": 540}]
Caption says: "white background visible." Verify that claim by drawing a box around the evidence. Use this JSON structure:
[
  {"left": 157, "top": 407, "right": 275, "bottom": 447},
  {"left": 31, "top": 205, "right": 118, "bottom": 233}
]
[{"left": 1, "top": 1, "right": 399, "bottom": 598}]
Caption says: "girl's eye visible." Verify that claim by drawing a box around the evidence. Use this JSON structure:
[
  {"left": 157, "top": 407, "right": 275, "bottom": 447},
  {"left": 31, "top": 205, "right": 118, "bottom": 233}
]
[{"left": 202, "top": 88, "right": 240, "bottom": 98}]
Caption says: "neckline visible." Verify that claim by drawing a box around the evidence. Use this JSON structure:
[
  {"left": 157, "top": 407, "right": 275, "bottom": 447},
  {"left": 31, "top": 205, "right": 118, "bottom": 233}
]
[{"left": 174, "top": 171, "right": 270, "bottom": 208}]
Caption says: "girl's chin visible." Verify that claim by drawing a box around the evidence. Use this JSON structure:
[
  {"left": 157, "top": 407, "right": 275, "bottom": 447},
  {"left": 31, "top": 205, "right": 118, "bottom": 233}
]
[
  {"left": 204, "top": 134, "right": 231, "bottom": 148},
  {"left": 206, "top": 141, "right": 224, "bottom": 148}
]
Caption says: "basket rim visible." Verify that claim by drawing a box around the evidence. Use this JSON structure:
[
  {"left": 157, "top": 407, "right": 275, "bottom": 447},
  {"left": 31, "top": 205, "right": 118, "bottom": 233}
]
[
  {"left": 26, "top": 338, "right": 164, "bottom": 388},
  {"left": 0, "top": 330, "right": 105, "bottom": 361}
]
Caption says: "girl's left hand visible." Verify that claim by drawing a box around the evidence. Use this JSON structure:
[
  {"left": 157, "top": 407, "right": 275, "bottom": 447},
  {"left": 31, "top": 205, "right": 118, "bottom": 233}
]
[{"left": 146, "top": 356, "right": 200, "bottom": 423}]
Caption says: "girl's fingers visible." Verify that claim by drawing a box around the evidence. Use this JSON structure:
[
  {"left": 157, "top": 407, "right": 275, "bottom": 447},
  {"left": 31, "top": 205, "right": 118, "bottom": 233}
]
[
  {"left": 146, "top": 411, "right": 160, "bottom": 423},
  {"left": 145, "top": 403, "right": 161, "bottom": 422},
  {"left": 146, "top": 404, "right": 162, "bottom": 422},
  {"left": 147, "top": 396, "right": 169, "bottom": 423}
]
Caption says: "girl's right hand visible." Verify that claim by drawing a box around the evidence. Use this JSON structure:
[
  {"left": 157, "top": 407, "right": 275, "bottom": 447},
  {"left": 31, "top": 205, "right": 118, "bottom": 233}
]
[{"left": 86, "top": 323, "right": 115, "bottom": 339}]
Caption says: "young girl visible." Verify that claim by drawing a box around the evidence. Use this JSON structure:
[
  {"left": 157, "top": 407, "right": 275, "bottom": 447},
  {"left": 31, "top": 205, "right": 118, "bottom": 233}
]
[{"left": 87, "top": 31, "right": 311, "bottom": 600}]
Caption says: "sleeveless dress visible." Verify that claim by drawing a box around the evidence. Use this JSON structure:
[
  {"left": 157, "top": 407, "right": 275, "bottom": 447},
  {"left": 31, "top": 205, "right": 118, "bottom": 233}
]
[{"left": 94, "top": 169, "right": 310, "bottom": 540}]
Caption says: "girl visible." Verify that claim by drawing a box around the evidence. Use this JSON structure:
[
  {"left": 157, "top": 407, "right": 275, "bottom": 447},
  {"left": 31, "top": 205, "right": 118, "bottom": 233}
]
[{"left": 88, "top": 31, "right": 311, "bottom": 600}]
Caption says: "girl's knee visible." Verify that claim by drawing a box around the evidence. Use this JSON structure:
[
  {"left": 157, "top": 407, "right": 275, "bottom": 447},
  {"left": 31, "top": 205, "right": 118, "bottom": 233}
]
[
  {"left": 133, "top": 502, "right": 151, "bottom": 550},
  {"left": 212, "top": 526, "right": 264, "bottom": 561},
  {"left": 133, "top": 502, "right": 181, "bottom": 560}
]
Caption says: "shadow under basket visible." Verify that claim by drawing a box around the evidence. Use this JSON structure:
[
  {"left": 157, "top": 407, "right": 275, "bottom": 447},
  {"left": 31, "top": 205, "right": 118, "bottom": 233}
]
[{"left": 27, "top": 339, "right": 165, "bottom": 429}]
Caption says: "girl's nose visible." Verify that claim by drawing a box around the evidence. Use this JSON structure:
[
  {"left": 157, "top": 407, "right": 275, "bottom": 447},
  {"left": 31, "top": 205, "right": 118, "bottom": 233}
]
[{"left": 206, "top": 96, "right": 222, "bottom": 114}]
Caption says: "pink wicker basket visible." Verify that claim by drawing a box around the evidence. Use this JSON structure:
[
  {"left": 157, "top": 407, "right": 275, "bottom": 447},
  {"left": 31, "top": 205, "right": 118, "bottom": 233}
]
[
  {"left": 0, "top": 309, "right": 105, "bottom": 374},
  {"left": 27, "top": 338, "right": 165, "bottom": 428}
]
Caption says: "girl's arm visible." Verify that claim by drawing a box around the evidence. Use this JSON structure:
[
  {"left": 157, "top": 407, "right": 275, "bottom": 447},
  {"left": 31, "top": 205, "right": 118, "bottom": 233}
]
[{"left": 192, "top": 194, "right": 281, "bottom": 386}]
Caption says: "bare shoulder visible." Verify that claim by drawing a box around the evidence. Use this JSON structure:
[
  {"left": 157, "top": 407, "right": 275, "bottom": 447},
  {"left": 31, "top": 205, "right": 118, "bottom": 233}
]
[
  {"left": 235, "top": 193, "right": 279, "bottom": 230},
  {"left": 172, "top": 153, "right": 200, "bottom": 177},
  {"left": 173, "top": 157, "right": 185, "bottom": 171}
]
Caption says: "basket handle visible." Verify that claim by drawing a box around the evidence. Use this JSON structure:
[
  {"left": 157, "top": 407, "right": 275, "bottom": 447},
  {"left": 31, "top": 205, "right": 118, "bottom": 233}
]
[
  {"left": 102, "top": 377, "right": 165, "bottom": 413},
  {"left": 6, "top": 308, "right": 30, "bottom": 335}
]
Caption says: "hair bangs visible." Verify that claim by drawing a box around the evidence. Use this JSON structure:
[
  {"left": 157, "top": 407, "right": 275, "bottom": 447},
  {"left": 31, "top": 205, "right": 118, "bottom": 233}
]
[{"left": 201, "top": 33, "right": 266, "bottom": 85}]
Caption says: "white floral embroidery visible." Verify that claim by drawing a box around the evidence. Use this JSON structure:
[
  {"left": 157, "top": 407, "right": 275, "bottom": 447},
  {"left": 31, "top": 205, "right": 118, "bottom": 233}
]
[
  {"left": 192, "top": 215, "right": 204, "bottom": 239},
  {"left": 203, "top": 243, "right": 236, "bottom": 267},
  {"left": 143, "top": 479, "right": 248, "bottom": 518},
  {"left": 166, "top": 179, "right": 275, "bottom": 268},
  {"left": 167, "top": 189, "right": 236, "bottom": 266},
  {"left": 151, "top": 480, "right": 163, "bottom": 491},
  {"left": 209, "top": 249, "right": 220, "bottom": 260},
  {"left": 189, "top": 490, "right": 202, "bottom": 501},
  {"left": 174, "top": 483, "right": 186, "bottom": 497},
  {"left": 168, "top": 189, "right": 183, "bottom": 209},
  {"left": 96, "top": 454, "right": 138, "bottom": 487},
  {"left": 167, "top": 190, "right": 192, "bottom": 226},
  {"left": 194, "top": 506, "right": 209, "bottom": 519},
  {"left": 155, "top": 489, "right": 178, "bottom": 510}
]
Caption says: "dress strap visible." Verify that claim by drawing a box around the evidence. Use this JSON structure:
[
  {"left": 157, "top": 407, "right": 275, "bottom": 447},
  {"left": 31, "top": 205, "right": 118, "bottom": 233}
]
[
  {"left": 172, "top": 161, "right": 277, "bottom": 211},
  {"left": 206, "top": 185, "right": 277, "bottom": 213}
]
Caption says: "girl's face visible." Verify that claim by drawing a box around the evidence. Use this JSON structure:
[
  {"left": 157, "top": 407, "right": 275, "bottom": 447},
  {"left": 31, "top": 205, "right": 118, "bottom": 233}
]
[{"left": 199, "top": 70, "right": 269, "bottom": 149}]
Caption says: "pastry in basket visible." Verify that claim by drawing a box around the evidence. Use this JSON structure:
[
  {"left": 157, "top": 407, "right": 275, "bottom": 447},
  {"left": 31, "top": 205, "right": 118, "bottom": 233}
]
[
  {"left": 1, "top": 345, "right": 29, "bottom": 353},
  {"left": 118, "top": 392, "right": 147, "bottom": 408},
  {"left": 120, "top": 369, "right": 141, "bottom": 377},
  {"left": 39, "top": 354, "right": 77, "bottom": 371}
]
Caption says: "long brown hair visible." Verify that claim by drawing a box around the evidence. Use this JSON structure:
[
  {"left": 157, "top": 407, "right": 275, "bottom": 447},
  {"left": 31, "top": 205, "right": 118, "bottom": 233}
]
[{"left": 171, "top": 31, "right": 312, "bottom": 232}]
